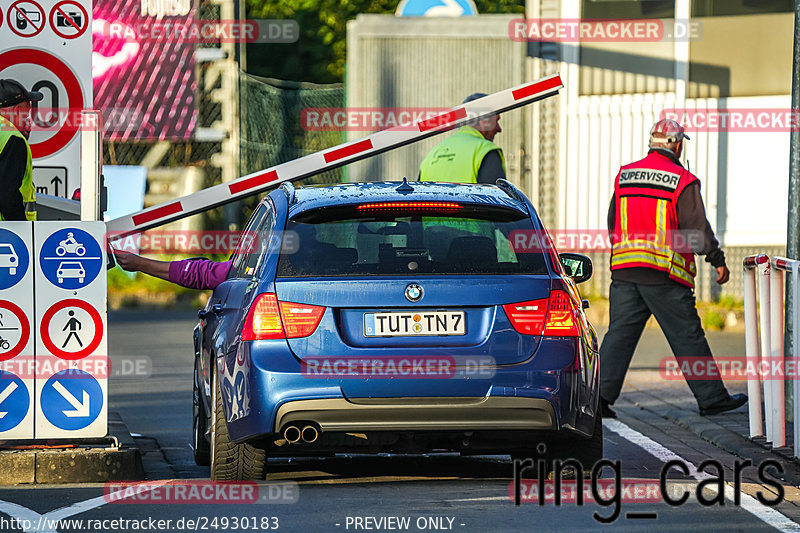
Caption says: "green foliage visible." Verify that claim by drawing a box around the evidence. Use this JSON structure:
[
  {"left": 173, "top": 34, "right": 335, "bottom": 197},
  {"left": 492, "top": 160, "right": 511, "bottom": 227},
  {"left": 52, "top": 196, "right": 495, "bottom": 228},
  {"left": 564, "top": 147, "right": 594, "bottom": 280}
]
[
  {"left": 246, "top": 0, "right": 525, "bottom": 83},
  {"left": 702, "top": 309, "right": 726, "bottom": 331}
]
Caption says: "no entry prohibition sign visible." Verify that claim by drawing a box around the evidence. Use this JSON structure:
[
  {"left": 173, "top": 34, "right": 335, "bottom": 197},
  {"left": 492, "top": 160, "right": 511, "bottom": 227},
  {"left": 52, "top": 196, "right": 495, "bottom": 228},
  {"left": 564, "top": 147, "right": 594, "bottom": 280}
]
[{"left": 0, "top": 48, "right": 84, "bottom": 158}]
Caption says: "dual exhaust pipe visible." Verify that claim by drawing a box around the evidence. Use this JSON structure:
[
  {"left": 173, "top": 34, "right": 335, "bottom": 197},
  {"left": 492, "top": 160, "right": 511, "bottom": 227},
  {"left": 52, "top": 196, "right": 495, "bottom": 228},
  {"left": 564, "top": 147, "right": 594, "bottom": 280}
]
[{"left": 283, "top": 423, "right": 319, "bottom": 444}]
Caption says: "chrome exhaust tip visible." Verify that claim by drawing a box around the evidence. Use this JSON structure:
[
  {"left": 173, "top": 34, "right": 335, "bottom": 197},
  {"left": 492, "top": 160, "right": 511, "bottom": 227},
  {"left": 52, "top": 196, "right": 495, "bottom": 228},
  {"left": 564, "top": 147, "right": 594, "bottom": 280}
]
[
  {"left": 301, "top": 425, "right": 319, "bottom": 443},
  {"left": 283, "top": 425, "right": 301, "bottom": 444}
]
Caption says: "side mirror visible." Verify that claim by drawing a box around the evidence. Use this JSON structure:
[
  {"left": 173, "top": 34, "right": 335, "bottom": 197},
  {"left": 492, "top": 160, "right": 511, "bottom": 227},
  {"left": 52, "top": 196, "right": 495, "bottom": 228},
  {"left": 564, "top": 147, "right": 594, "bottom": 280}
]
[{"left": 559, "top": 253, "right": 593, "bottom": 284}]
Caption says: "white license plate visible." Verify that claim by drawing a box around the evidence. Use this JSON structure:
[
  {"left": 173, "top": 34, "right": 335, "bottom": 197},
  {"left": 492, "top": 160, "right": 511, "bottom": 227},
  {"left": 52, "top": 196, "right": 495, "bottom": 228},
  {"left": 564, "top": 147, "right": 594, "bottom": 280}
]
[{"left": 364, "top": 311, "right": 465, "bottom": 337}]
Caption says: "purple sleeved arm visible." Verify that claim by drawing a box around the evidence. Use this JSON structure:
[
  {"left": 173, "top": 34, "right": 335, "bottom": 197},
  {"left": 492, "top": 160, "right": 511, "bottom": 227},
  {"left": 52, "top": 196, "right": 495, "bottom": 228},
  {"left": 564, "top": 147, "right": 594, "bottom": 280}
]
[{"left": 168, "top": 260, "right": 232, "bottom": 289}]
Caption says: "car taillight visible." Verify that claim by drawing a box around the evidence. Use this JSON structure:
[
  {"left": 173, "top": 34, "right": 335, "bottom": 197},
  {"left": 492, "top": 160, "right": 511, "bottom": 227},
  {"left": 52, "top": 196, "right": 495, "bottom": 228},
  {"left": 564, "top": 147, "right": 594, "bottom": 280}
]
[
  {"left": 503, "top": 298, "right": 548, "bottom": 335},
  {"left": 503, "top": 290, "right": 580, "bottom": 337},
  {"left": 242, "top": 293, "right": 326, "bottom": 341},
  {"left": 543, "top": 290, "right": 580, "bottom": 336},
  {"left": 279, "top": 301, "right": 326, "bottom": 338},
  {"left": 242, "top": 294, "right": 284, "bottom": 341}
]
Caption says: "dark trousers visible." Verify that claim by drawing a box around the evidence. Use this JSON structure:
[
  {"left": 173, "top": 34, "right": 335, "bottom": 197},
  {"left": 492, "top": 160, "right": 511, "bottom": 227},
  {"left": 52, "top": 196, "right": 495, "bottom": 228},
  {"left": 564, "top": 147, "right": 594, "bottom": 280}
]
[{"left": 599, "top": 280, "right": 730, "bottom": 409}]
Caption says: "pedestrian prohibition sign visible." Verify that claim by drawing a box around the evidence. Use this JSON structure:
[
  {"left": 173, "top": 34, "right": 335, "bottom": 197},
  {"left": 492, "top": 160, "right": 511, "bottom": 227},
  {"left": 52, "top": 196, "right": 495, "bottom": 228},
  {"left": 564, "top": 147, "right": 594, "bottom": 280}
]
[
  {"left": 40, "top": 369, "right": 102, "bottom": 430},
  {"left": 0, "top": 371, "right": 30, "bottom": 432},
  {"left": 40, "top": 299, "right": 102, "bottom": 359}
]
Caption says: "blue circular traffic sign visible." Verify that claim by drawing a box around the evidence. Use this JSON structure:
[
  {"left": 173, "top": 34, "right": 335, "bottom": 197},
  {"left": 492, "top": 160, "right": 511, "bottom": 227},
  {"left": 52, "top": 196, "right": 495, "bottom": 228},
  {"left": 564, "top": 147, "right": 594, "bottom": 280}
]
[
  {"left": 39, "top": 228, "right": 102, "bottom": 289},
  {"left": 0, "top": 371, "right": 29, "bottom": 432},
  {"left": 396, "top": 0, "right": 477, "bottom": 16},
  {"left": 41, "top": 369, "right": 102, "bottom": 430},
  {"left": 0, "top": 228, "right": 29, "bottom": 290}
]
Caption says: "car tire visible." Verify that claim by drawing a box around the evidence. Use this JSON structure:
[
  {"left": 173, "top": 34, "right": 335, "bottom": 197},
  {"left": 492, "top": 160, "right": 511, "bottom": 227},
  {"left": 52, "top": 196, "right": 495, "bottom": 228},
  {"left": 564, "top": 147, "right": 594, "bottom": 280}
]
[
  {"left": 210, "top": 373, "right": 267, "bottom": 480},
  {"left": 511, "top": 415, "right": 603, "bottom": 475},
  {"left": 556, "top": 414, "right": 603, "bottom": 471},
  {"left": 192, "top": 367, "right": 210, "bottom": 466}
]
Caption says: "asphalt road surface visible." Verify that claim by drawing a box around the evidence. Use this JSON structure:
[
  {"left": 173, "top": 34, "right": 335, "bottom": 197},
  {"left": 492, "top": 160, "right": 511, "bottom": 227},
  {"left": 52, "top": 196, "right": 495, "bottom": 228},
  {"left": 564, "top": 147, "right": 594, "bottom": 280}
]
[{"left": 0, "top": 310, "right": 795, "bottom": 533}]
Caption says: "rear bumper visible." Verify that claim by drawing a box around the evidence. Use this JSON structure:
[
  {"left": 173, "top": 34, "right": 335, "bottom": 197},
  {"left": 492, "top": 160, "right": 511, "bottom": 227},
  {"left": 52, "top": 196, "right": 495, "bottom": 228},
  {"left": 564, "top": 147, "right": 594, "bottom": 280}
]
[
  {"left": 220, "top": 336, "right": 598, "bottom": 443},
  {"left": 275, "top": 396, "right": 556, "bottom": 432}
]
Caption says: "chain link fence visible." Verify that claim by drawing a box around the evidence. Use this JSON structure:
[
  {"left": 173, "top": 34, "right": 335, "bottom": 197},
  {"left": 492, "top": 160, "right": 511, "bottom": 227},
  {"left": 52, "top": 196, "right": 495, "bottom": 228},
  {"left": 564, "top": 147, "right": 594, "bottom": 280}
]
[{"left": 239, "top": 73, "right": 344, "bottom": 184}]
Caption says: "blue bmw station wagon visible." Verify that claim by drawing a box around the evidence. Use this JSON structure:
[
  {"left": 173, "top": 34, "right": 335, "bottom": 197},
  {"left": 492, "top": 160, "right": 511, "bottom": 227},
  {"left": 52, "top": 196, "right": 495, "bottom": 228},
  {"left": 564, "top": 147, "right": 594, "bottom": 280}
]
[{"left": 192, "top": 179, "right": 600, "bottom": 480}]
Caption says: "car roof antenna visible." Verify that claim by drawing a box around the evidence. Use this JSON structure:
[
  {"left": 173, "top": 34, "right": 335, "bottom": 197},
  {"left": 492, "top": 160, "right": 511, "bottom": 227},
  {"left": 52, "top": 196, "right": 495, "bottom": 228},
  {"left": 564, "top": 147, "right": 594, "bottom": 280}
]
[{"left": 395, "top": 177, "right": 414, "bottom": 193}]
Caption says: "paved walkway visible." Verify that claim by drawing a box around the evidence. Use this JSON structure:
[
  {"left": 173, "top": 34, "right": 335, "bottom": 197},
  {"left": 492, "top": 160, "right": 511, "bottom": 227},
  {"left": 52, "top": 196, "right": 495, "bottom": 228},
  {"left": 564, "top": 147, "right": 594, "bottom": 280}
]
[{"left": 604, "top": 325, "right": 800, "bottom": 501}]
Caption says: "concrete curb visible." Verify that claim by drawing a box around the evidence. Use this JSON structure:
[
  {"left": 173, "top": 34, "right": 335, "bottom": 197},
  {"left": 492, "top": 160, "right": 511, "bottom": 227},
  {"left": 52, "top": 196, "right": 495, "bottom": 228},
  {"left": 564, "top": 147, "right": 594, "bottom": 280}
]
[
  {"left": 0, "top": 411, "right": 144, "bottom": 484},
  {"left": 651, "top": 406, "right": 800, "bottom": 486}
]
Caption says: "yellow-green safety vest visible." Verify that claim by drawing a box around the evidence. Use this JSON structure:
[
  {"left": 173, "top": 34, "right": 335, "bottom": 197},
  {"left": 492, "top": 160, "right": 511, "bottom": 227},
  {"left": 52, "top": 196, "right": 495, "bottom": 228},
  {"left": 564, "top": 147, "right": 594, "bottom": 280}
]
[
  {"left": 0, "top": 117, "right": 36, "bottom": 221},
  {"left": 419, "top": 126, "right": 505, "bottom": 183}
]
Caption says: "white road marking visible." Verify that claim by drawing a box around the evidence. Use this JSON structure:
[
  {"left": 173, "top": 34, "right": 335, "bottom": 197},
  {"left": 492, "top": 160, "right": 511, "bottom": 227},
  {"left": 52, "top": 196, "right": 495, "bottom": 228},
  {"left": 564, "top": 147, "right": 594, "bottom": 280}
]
[
  {"left": 605, "top": 418, "right": 800, "bottom": 532},
  {"left": 0, "top": 479, "right": 173, "bottom": 533}
]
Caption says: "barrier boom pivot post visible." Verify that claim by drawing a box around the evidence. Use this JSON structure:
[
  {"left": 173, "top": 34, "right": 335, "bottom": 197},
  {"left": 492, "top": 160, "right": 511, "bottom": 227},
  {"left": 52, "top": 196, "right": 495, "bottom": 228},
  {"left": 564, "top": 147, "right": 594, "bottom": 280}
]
[
  {"left": 743, "top": 254, "right": 766, "bottom": 438},
  {"left": 106, "top": 75, "right": 563, "bottom": 236}
]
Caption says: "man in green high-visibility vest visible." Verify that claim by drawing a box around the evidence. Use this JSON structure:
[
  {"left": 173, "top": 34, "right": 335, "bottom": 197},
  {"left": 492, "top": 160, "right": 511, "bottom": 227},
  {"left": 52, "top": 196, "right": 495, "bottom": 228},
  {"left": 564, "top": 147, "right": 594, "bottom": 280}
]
[
  {"left": 419, "top": 92, "right": 506, "bottom": 184},
  {"left": 0, "top": 79, "right": 41, "bottom": 221}
]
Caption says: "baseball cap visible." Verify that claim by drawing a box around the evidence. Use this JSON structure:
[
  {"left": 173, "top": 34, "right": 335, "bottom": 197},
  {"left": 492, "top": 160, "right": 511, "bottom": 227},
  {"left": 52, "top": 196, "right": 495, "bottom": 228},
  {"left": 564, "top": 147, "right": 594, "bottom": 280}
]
[
  {"left": 650, "top": 118, "right": 690, "bottom": 143},
  {"left": 0, "top": 79, "right": 44, "bottom": 108},
  {"left": 462, "top": 92, "right": 488, "bottom": 104}
]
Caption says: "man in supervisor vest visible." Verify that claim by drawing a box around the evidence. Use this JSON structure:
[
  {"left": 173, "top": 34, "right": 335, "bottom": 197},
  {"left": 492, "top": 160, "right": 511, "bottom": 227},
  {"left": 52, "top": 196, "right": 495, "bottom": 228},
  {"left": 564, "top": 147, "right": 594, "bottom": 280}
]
[
  {"left": 600, "top": 118, "right": 746, "bottom": 418},
  {"left": 0, "top": 79, "right": 40, "bottom": 221},
  {"left": 419, "top": 93, "right": 506, "bottom": 183}
]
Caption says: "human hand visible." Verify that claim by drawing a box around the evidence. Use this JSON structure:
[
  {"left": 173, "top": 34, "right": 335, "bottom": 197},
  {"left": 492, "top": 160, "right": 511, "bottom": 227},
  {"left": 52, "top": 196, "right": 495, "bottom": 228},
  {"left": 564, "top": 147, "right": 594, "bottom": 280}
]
[
  {"left": 716, "top": 265, "right": 730, "bottom": 285},
  {"left": 114, "top": 250, "right": 142, "bottom": 272}
]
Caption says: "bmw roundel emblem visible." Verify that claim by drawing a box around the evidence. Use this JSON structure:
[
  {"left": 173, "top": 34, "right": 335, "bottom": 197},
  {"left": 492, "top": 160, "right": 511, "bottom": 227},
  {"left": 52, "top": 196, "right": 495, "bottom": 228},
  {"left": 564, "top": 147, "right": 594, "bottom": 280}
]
[{"left": 405, "top": 283, "right": 423, "bottom": 302}]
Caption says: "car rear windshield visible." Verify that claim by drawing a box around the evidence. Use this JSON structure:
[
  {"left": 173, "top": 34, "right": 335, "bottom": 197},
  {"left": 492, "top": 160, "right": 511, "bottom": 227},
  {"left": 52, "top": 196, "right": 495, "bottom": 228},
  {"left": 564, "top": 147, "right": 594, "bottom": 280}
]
[{"left": 276, "top": 203, "right": 548, "bottom": 277}]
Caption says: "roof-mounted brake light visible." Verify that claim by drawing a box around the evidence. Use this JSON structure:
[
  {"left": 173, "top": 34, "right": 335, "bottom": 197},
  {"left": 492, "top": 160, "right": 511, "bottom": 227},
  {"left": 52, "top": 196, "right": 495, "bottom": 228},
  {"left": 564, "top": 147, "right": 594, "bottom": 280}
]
[{"left": 356, "top": 202, "right": 462, "bottom": 211}]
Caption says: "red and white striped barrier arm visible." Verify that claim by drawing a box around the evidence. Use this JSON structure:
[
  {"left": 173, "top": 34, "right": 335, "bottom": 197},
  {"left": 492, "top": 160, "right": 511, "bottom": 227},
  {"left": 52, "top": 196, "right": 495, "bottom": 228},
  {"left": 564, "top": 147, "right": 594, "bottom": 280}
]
[{"left": 106, "top": 74, "right": 563, "bottom": 235}]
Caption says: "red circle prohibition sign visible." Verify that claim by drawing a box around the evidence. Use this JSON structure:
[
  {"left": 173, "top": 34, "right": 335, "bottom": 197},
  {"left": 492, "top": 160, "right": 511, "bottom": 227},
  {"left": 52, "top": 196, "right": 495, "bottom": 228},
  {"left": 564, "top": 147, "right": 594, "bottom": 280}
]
[
  {"left": 0, "top": 48, "right": 84, "bottom": 158},
  {"left": 40, "top": 299, "right": 103, "bottom": 360},
  {"left": 49, "top": 1, "right": 89, "bottom": 40},
  {"left": 0, "top": 300, "right": 30, "bottom": 361},
  {"left": 8, "top": 0, "right": 45, "bottom": 38}
]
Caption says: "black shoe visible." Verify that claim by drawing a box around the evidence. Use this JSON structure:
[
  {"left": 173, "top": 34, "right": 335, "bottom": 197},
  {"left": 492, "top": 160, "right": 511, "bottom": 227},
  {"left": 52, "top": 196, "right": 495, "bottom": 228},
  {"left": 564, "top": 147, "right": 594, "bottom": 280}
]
[
  {"left": 699, "top": 394, "right": 748, "bottom": 416},
  {"left": 600, "top": 397, "right": 617, "bottom": 419}
]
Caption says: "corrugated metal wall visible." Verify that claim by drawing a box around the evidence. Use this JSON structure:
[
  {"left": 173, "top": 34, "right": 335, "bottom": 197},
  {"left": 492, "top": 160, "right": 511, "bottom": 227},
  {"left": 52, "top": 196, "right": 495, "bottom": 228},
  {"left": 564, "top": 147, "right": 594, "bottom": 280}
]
[{"left": 345, "top": 15, "right": 529, "bottom": 186}]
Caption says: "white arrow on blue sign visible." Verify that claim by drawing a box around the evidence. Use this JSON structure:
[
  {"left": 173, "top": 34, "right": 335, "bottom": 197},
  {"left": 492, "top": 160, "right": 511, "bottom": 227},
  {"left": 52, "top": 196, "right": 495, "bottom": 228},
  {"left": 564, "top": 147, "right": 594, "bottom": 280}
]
[
  {"left": 0, "top": 371, "right": 30, "bottom": 432},
  {"left": 39, "top": 228, "right": 103, "bottom": 290},
  {"left": 396, "top": 0, "right": 477, "bottom": 16},
  {"left": 40, "top": 369, "right": 102, "bottom": 430}
]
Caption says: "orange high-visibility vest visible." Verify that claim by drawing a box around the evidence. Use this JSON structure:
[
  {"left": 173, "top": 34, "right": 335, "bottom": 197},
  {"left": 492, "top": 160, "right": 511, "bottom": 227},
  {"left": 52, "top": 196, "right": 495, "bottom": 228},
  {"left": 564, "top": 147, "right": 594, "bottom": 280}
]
[{"left": 610, "top": 151, "right": 698, "bottom": 288}]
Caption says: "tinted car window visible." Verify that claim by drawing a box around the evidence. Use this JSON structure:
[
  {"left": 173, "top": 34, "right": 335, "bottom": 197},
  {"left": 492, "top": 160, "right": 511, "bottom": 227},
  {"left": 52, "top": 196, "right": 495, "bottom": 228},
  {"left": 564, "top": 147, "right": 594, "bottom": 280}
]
[
  {"left": 230, "top": 203, "right": 275, "bottom": 278},
  {"left": 276, "top": 205, "right": 547, "bottom": 277}
]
